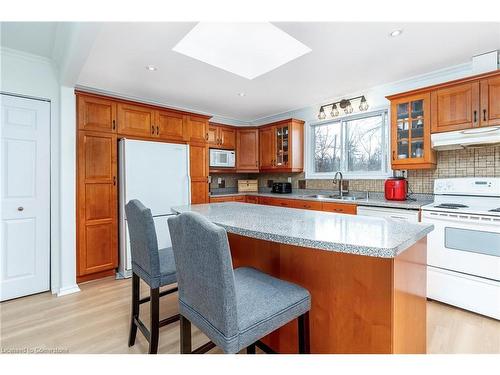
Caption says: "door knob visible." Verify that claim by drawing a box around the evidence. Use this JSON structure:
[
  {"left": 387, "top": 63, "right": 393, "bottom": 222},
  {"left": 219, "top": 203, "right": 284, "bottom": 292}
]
[{"left": 17, "top": 207, "right": 24, "bottom": 211}]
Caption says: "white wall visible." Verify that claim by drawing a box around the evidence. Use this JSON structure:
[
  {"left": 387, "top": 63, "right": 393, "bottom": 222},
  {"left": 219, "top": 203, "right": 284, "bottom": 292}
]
[{"left": 0, "top": 47, "right": 78, "bottom": 296}]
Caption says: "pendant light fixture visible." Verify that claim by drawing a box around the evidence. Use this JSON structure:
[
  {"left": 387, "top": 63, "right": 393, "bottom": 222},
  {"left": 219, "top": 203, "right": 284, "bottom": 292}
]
[{"left": 317, "top": 95, "right": 369, "bottom": 119}]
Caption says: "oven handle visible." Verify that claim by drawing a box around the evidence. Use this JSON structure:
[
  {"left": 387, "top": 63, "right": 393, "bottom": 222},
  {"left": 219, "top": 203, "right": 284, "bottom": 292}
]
[{"left": 422, "top": 213, "right": 500, "bottom": 229}]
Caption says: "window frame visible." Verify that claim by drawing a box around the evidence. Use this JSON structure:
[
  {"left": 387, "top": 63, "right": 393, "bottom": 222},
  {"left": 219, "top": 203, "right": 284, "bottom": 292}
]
[{"left": 305, "top": 108, "right": 391, "bottom": 180}]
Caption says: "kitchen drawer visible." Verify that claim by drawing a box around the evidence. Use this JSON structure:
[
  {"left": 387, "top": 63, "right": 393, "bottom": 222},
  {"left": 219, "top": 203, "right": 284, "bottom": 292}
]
[
  {"left": 291, "top": 200, "right": 323, "bottom": 211},
  {"left": 245, "top": 195, "right": 259, "bottom": 204},
  {"left": 209, "top": 196, "right": 234, "bottom": 203},
  {"left": 321, "top": 202, "right": 357, "bottom": 215},
  {"left": 233, "top": 195, "right": 246, "bottom": 202}
]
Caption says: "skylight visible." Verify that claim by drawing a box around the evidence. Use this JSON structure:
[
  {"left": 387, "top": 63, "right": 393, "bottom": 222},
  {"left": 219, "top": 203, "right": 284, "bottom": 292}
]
[{"left": 172, "top": 22, "right": 312, "bottom": 80}]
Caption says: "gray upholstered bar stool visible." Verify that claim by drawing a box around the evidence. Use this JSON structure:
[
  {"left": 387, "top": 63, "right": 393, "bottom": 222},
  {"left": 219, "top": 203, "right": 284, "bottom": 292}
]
[
  {"left": 168, "top": 211, "right": 311, "bottom": 354},
  {"left": 125, "top": 199, "right": 179, "bottom": 354}
]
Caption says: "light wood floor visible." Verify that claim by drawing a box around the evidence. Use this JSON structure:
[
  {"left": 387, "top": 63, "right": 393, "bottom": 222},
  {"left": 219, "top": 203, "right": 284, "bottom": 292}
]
[{"left": 1, "top": 277, "right": 499, "bottom": 354}]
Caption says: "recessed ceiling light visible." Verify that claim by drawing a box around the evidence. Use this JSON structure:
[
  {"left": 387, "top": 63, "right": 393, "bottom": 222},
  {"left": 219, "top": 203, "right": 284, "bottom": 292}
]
[
  {"left": 172, "top": 22, "right": 312, "bottom": 80},
  {"left": 238, "top": 92, "right": 246, "bottom": 97},
  {"left": 146, "top": 65, "right": 157, "bottom": 71},
  {"left": 389, "top": 29, "right": 403, "bottom": 38}
]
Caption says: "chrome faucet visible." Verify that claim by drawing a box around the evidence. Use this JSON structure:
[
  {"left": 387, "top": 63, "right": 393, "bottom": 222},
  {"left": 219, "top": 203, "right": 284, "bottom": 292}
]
[{"left": 333, "top": 171, "right": 343, "bottom": 198}]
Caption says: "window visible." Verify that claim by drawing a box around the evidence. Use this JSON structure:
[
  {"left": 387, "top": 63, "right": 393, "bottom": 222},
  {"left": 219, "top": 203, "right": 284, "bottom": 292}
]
[{"left": 308, "top": 110, "right": 390, "bottom": 179}]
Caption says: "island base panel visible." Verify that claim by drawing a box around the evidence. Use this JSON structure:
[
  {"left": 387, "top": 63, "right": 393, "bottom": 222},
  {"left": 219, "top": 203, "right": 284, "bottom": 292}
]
[{"left": 228, "top": 234, "right": 427, "bottom": 354}]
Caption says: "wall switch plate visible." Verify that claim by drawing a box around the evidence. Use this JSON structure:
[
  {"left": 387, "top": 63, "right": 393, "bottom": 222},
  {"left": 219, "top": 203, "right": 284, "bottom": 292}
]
[
  {"left": 217, "top": 177, "right": 222, "bottom": 184},
  {"left": 287, "top": 177, "right": 292, "bottom": 183}
]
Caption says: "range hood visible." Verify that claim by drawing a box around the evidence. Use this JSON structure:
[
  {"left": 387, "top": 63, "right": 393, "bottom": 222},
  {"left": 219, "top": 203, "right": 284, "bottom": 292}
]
[{"left": 431, "top": 126, "right": 500, "bottom": 150}]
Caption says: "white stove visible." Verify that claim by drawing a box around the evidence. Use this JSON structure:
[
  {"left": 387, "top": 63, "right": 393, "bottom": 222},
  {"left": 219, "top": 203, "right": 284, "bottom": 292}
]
[{"left": 421, "top": 178, "right": 500, "bottom": 320}]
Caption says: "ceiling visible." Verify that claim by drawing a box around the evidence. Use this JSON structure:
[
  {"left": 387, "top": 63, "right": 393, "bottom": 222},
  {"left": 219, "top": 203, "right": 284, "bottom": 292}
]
[
  {"left": 1, "top": 22, "right": 58, "bottom": 58},
  {"left": 2, "top": 22, "right": 500, "bottom": 122}
]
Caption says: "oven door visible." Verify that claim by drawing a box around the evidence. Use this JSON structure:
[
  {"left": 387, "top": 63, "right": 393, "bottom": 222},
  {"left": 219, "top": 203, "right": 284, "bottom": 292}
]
[{"left": 422, "top": 211, "right": 500, "bottom": 281}]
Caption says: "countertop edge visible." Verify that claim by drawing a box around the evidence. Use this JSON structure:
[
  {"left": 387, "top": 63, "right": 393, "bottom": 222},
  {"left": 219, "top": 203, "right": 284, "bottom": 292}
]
[{"left": 171, "top": 206, "right": 434, "bottom": 259}]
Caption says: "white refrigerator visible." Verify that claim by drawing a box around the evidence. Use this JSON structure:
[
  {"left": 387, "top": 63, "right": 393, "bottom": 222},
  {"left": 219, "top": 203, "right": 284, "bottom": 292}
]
[{"left": 118, "top": 139, "right": 190, "bottom": 278}]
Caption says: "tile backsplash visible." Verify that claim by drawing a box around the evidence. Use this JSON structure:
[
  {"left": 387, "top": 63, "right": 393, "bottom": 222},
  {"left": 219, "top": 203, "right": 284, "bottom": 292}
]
[{"left": 236, "top": 145, "right": 500, "bottom": 195}]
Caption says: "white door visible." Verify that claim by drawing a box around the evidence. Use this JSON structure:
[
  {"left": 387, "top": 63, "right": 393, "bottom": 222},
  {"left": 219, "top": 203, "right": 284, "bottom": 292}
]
[{"left": 1, "top": 94, "right": 50, "bottom": 301}]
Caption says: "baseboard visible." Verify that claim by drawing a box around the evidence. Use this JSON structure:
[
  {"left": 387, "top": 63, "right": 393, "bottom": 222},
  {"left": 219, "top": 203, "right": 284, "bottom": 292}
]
[{"left": 57, "top": 284, "right": 81, "bottom": 297}]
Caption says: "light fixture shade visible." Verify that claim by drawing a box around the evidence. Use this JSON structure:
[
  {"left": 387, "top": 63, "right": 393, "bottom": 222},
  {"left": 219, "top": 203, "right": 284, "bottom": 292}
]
[
  {"left": 318, "top": 106, "right": 326, "bottom": 120},
  {"left": 330, "top": 104, "right": 339, "bottom": 117},
  {"left": 359, "top": 96, "right": 369, "bottom": 111},
  {"left": 344, "top": 101, "right": 353, "bottom": 114}
]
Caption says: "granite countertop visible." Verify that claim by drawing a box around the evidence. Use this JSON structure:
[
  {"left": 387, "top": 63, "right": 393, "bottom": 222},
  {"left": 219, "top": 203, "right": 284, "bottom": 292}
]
[
  {"left": 209, "top": 191, "right": 433, "bottom": 210},
  {"left": 171, "top": 202, "right": 434, "bottom": 258}
]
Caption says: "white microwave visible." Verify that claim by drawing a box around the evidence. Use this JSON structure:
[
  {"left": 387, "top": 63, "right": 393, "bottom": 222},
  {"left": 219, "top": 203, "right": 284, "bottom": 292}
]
[{"left": 209, "top": 149, "right": 235, "bottom": 168}]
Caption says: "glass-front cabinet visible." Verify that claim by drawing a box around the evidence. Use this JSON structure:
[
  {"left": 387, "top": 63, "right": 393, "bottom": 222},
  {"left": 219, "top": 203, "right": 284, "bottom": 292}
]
[
  {"left": 389, "top": 92, "right": 436, "bottom": 170},
  {"left": 275, "top": 124, "right": 289, "bottom": 167},
  {"left": 259, "top": 119, "right": 304, "bottom": 172}
]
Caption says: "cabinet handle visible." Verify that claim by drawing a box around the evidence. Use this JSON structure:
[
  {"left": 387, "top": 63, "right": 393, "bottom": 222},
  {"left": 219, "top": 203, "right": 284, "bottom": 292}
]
[
  {"left": 483, "top": 109, "right": 487, "bottom": 122},
  {"left": 157, "top": 126, "right": 159, "bottom": 135},
  {"left": 205, "top": 133, "right": 209, "bottom": 141},
  {"left": 113, "top": 176, "right": 116, "bottom": 186},
  {"left": 17, "top": 206, "right": 24, "bottom": 211},
  {"left": 392, "top": 151, "right": 395, "bottom": 161},
  {"left": 112, "top": 120, "right": 116, "bottom": 130},
  {"left": 151, "top": 125, "right": 155, "bottom": 135},
  {"left": 255, "top": 161, "right": 258, "bottom": 167},
  {"left": 474, "top": 110, "right": 477, "bottom": 123}
]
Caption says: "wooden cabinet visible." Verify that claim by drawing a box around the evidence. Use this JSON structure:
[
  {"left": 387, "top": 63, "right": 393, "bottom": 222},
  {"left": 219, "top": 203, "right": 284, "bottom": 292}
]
[
  {"left": 389, "top": 92, "right": 436, "bottom": 170},
  {"left": 77, "top": 95, "right": 116, "bottom": 133},
  {"left": 77, "top": 131, "right": 118, "bottom": 281},
  {"left": 245, "top": 195, "right": 259, "bottom": 204},
  {"left": 187, "top": 115, "right": 209, "bottom": 144},
  {"left": 236, "top": 128, "right": 259, "bottom": 172},
  {"left": 117, "top": 103, "right": 155, "bottom": 137},
  {"left": 208, "top": 123, "right": 236, "bottom": 149},
  {"left": 259, "top": 119, "right": 304, "bottom": 172},
  {"left": 190, "top": 143, "right": 209, "bottom": 204},
  {"left": 431, "top": 81, "right": 479, "bottom": 133},
  {"left": 257, "top": 196, "right": 356, "bottom": 214},
  {"left": 321, "top": 202, "right": 357, "bottom": 215},
  {"left": 291, "top": 200, "right": 323, "bottom": 211},
  {"left": 207, "top": 123, "right": 218, "bottom": 145},
  {"left": 259, "top": 126, "right": 275, "bottom": 169},
  {"left": 480, "top": 75, "right": 500, "bottom": 127},
  {"left": 75, "top": 91, "right": 211, "bottom": 282},
  {"left": 155, "top": 110, "right": 185, "bottom": 141},
  {"left": 209, "top": 195, "right": 246, "bottom": 203}
]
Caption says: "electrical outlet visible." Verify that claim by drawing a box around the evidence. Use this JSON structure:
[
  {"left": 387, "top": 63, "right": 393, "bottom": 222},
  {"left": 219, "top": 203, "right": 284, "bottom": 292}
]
[
  {"left": 287, "top": 177, "right": 292, "bottom": 183},
  {"left": 217, "top": 177, "right": 222, "bottom": 184}
]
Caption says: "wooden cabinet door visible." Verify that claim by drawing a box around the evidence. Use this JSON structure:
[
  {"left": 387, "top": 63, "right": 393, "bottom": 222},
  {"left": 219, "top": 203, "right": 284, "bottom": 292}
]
[
  {"left": 220, "top": 127, "right": 236, "bottom": 149},
  {"left": 431, "top": 82, "right": 480, "bottom": 133},
  {"left": 321, "top": 202, "right": 357, "bottom": 215},
  {"left": 117, "top": 103, "right": 155, "bottom": 137},
  {"left": 77, "top": 131, "right": 118, "bottom": 277},
  {"left": 189, "top": 143, "right": 208, "bottom": 204},
  {"left": 480, "top": 76, "right": 500, "bottom": 127},
  {"left": 187, "top": 116, "right": 208, "bottom": 144},
  {"left": 236, "top": 128, "right": 259, "bottom": 171},
  {"left": 155, "top": 110, "right": 185, "bottom": 141},
  {"left": 290, "top": 200, "right": 322, "bottom": 211},
  {"left": 207, "top": 124, "right": 219, "bottom": 146},
  {"left": 259, "top": 126, "right": 275, "bottom": 169},
  {"left": 77, "top": 95, "right": 116, "bottom": 132},
  {"left": 245, "top": 195, "right": 259, "bottom": 204}
]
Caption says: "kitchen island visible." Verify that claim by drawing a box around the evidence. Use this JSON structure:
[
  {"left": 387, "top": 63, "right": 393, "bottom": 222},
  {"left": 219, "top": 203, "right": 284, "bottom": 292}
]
[{"left": 172, "top": 202, "right": 434, "bottom": 354}]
